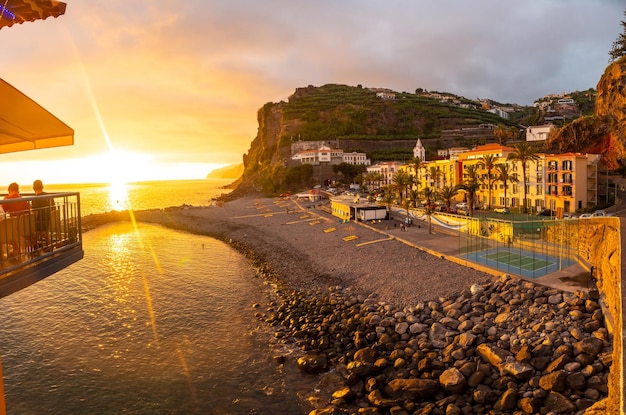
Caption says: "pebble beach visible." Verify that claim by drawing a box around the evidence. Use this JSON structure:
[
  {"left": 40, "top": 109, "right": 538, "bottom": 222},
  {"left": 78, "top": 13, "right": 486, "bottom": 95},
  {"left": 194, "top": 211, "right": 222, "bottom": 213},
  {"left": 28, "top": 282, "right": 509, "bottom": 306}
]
[{"left": 83, "top": 196, "right": 613, "bottom": 414}]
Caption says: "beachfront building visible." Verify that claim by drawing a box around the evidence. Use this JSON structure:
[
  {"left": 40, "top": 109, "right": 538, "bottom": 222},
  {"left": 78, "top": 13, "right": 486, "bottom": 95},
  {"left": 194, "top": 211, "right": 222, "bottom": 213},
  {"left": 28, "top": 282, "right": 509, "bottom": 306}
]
[
  {"left": 457, "top": 143, "right": 516, "bottom": 209},
  {"left": 455, "top": 143, "right": 601, "bottom": 213},
  {"left": 367, "top": 161, "right": 404, "bottom": 187},
  {"left": 330, "top": 196, "right": 388, "bottom": 222},
  {"left": 544, "top": 153, "right": 601, "bottom": 213},
  {"left": 414, "top": 159, "right": 461, "bottom": 193}
]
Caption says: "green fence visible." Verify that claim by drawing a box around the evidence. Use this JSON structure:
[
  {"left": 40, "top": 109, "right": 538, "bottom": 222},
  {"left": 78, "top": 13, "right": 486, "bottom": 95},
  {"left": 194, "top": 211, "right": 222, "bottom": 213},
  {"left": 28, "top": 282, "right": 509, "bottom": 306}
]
[{"left": 459, "top": 216, "right": 581, "bottom": 278}]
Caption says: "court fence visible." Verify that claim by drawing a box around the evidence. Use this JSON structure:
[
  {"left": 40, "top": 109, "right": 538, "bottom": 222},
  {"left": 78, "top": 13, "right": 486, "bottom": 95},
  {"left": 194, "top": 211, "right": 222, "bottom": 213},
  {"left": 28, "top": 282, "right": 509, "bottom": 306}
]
[{"left": 458, "top": 216, "right": 587, "bottom": 279}]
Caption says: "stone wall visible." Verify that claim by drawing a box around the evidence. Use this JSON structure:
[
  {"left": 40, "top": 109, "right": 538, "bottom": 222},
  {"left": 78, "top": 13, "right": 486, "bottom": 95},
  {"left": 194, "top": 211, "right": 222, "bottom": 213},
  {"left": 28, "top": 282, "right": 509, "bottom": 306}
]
[{"left": 571, "top": 218, "right": 621, "bottom": 414}]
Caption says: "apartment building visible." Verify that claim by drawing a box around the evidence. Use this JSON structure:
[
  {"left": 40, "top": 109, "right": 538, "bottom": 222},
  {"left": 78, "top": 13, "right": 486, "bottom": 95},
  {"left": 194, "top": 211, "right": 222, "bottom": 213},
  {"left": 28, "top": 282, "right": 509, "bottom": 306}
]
[
  {"left": 544, "top": 153, "right": 601, "bottom": 213},
  {"left": 410, "top": 159, "right": 461, "bottom": 191},
  {"left": 454, "top": 144, "right": 601, "bottom": 213},
  {"left": 367, "top": 161, "right": 404, "bottom": 186}
]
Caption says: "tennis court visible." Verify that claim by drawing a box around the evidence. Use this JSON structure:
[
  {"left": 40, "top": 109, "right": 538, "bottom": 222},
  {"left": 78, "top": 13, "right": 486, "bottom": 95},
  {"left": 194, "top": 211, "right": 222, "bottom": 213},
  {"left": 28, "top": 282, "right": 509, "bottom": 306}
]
[{"left": 461, "top": 247, "right": 575, "bottom": 279}]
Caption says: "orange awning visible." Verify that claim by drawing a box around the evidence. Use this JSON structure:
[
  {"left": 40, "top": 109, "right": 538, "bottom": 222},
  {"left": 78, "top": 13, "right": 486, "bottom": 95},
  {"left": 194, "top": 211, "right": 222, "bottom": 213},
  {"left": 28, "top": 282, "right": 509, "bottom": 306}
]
[
  {"left": 0, "top": 0, "right": 66, "bottom": 30},
  {"left": 0, "top": 78, "right": 74, "bottom": 154}
]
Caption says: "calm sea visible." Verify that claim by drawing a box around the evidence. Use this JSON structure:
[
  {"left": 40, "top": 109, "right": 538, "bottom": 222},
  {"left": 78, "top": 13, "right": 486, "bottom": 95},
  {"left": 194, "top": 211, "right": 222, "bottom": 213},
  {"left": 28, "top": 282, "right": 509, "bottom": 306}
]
[
  {"left": 0, "top": 179, "right": 315, "bottom": 414},
  {"left": 44, "top": 178, "right": 234, "bottom": 216}
]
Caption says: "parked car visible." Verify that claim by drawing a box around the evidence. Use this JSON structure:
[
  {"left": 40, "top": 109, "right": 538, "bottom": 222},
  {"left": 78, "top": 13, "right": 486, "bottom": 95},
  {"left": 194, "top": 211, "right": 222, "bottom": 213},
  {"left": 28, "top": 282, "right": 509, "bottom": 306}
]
[
  {"left": 537, "top": 209, "right": 555, "bottom": 217},
  {"left": 455, "top": 202, "right": 468, "bottom": 209},
  {"left": 579, "top": 213, "right": 593, "bottom": 218},
  {"left": 592, "top": 209, "right": 613, "bottom": 217},
  {"left": 494, "top": 207, "right": 510, "bottom": 214}
]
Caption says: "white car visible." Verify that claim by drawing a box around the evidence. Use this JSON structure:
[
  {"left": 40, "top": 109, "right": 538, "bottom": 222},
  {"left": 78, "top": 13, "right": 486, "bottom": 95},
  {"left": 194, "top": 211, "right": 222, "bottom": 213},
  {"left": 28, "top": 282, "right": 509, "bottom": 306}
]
[
  {"left": 579, "top": 213, "right": 593, "bottom": 219},
  {"left": 494, "top": 207, "right": 510, "bottom": 214},
  {"left": 592, "top": 210, "right": 613, "bottom": 217},
  {"left": 456, "top": 202, "right": 468, "bottom": 209}
]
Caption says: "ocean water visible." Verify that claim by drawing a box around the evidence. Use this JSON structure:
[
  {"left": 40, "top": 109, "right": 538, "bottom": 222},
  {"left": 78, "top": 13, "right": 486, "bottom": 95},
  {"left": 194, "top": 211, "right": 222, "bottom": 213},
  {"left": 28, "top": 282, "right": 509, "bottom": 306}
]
[
  {"left": 44, "top": 178, "right": 234, "bottom": 216},
  {"left": 0, "top": 180, "right": 315, "bottom": 414}
]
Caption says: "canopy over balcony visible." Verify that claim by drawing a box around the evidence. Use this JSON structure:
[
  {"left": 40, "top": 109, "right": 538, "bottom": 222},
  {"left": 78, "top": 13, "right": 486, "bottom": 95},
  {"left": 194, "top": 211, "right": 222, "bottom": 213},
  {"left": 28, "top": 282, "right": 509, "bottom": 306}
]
[
  {"left": 0, "top": 0, "right": 66, "bottom": 29},
  {"left": 0, "top": 78, "right": 74, "bottom": 154}
]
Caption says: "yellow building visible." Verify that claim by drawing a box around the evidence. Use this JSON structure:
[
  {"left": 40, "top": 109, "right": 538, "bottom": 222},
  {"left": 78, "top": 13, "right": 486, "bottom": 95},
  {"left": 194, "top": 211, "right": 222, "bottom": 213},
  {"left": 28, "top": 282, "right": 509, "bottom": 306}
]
[{"left": 458, "top": 143, "right": 515, "bottom": 209}]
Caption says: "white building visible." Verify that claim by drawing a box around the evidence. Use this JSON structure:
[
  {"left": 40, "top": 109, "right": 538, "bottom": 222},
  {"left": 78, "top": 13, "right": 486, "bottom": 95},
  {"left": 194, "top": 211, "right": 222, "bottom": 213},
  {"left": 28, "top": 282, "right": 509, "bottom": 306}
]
[
  {"left": 342, "top": 152, "right": 370, "bottom": 166},
  {"left": 526, "top": 124, "right": 556, "bottom": 142},
  {"left": 488, "top": 108, "right": 510, "bottom": 120},
  {"left": 292, "top": 145, "right": 370, "bottom": 166},
  {"left": 291, "top": 145, "right": 339, "bottom": 165},
  {"left": 413, "top": 138, "right": 426, "bottom": 161},
  {"left": 376, "top": 92, "right": 396, "bottom": 100},
  {"left": 367, "top": 161, "right": 404, "bottom": 186}
]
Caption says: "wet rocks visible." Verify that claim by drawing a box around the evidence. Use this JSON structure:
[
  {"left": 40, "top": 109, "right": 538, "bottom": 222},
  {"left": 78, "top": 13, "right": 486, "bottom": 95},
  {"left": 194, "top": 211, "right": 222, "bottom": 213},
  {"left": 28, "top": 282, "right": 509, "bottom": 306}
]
[{"left": 263, "top": 275, "right": 611, "bottom": 414}]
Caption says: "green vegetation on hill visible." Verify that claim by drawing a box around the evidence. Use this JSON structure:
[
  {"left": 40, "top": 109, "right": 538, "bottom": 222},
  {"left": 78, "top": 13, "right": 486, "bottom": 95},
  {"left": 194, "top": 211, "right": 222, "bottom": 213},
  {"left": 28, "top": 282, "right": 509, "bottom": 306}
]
[
  {"left": 281, "top": 84, "right": 513, "bottom": 142},
  {"left": 235, "top": 83, "right": 599, "bottom": 197}
]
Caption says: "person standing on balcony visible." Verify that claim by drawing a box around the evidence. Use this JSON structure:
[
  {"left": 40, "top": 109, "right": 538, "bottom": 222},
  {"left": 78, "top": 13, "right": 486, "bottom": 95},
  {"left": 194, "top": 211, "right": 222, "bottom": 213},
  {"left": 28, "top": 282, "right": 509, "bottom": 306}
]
[
  {"left": 32, "top": 180, "right": 55, "bottom": 249},
  {"left": 3, "top": 182, "right": 29, "bottom": 216},
  {"left": 3, "top": 182, "right": 30, "bottom": 258}
]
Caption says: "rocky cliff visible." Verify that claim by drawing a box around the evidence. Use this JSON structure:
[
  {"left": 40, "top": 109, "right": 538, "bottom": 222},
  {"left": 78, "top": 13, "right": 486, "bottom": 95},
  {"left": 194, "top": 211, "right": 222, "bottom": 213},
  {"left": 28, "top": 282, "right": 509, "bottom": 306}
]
[{"left": 545, "top": 57, "right": 626, "bottom": 168}]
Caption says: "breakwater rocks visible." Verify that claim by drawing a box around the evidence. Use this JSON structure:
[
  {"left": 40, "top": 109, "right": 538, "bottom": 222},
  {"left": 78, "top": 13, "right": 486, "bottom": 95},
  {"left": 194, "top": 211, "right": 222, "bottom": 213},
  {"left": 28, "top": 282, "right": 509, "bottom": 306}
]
[{"left": 263, "top": 275, "right": 611, "bottom": 415}]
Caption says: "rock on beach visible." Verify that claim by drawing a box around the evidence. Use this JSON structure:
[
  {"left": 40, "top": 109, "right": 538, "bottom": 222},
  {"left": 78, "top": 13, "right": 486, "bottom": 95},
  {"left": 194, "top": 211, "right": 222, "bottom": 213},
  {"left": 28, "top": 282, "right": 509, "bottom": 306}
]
[{"left": 85, "top": 197, "right": 611, "bottom": 414}]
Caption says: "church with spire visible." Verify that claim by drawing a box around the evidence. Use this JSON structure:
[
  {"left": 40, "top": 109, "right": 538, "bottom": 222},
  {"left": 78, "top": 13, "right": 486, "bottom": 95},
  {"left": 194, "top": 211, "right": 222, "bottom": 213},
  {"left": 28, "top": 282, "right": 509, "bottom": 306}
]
[{"left": 413, "top": 138, "right": 426, "bottom": 161}]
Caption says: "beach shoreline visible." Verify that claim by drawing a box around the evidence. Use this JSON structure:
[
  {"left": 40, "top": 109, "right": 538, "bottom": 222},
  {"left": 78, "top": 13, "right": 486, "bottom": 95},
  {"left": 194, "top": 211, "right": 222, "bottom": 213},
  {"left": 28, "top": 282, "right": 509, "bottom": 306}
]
[
  {"left": 116, "top": 195, "right": 495, "bottom": 308},
  {"left": 81, "top": 196, "right": 611, "bottom": 414}
]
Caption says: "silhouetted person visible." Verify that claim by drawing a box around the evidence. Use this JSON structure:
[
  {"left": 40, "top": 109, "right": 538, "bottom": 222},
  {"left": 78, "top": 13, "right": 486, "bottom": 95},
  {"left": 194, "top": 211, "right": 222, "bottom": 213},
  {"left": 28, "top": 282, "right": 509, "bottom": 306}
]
[{"left": 32, "top": 180, "right": 56, "bottom": 249}]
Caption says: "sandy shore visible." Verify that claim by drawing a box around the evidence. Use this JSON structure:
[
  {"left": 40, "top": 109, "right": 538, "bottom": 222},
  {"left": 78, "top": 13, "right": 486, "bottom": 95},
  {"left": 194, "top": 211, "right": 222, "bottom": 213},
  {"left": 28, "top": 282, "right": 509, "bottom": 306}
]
[{"left": 99, "top": 195, "right": 496, "bottom": 308}]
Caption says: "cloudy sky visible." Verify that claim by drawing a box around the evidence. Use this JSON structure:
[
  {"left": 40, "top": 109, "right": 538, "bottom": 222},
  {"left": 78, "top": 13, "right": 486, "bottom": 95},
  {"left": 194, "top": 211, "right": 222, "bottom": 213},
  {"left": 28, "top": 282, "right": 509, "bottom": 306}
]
[{"left": 1, "top": 0, "right": 623, "bottom": 184}]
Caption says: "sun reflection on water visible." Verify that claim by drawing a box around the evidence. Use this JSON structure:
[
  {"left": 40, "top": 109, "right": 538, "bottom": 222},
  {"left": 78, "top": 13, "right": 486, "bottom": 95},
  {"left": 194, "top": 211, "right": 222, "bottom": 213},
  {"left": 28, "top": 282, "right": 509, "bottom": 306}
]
[{"left": 107, "top": 181, "right": 130, "bottom": 211}]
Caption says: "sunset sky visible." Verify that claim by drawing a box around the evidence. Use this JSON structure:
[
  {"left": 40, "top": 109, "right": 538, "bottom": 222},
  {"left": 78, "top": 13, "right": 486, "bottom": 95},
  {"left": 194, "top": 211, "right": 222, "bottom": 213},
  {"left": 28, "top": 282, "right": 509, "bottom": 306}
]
[{"left": 1, "top": 0, "right": 623, "bottom": 185}]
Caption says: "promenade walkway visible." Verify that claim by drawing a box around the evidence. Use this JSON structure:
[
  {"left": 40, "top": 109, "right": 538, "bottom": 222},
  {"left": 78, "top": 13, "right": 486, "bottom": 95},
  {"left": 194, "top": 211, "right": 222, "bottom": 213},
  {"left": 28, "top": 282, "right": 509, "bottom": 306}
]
[{"left": 296, "top": 198, "right": 591, "bottom": 293}]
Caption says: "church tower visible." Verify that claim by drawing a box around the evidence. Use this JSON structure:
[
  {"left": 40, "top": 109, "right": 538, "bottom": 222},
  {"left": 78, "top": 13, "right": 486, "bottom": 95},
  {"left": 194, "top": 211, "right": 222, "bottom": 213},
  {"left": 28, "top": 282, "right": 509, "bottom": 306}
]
[{"left": 413, "top": 138, "right": 426, "bottom": 161}]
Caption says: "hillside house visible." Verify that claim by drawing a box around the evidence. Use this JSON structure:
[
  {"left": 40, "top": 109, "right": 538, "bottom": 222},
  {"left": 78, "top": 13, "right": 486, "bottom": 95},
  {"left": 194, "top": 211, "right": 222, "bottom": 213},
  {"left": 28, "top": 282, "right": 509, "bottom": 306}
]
[{"left": 526, "top": 124, "right": 556, "bottom": 142}]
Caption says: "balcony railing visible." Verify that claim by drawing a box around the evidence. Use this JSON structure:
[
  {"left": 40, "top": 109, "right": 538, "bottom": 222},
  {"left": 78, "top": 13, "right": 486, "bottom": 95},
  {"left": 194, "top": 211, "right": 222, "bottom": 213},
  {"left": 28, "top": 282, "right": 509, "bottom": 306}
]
[{"left": 0, "top": 192, "right": 83, "bottom": 298}]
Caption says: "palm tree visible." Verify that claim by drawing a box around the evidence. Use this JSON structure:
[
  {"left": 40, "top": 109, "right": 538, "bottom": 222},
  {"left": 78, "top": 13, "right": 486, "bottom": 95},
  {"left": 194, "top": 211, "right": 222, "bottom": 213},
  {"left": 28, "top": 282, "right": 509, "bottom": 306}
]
[
  {"left": 392, "top": 170, "right": 411, "bottom": 204},
  {"left": 459, "top": 164, "right": 481, "bottom": 216},
  {"left": 438, "top": 185, "right": 460, "bottom": 213},
  {"left": 408, "top": 188, "right": 420, "bottom": 208},
  {"left": 422, "top": 186, "right": 436, "bottom": 234},
  {"left": 494, "top": 124, "right": 508, "bottom": 144},
  {"left": 479, "top": 154, "right": 498, "bottom": 209},
  {"left": 494, "top": 163, "right": 518, "bottom": 208},
  {"left": 427, "top": 166, "right": 442, "bottom": 190},
  {"left": 381, "top": 185, "right": 395, "bottom": 219},
  {"left": 366, "top": 172, "right": 383, "bottom": 192},
  {"left": 507, "top": 142, "right": 539, "bottom": 213},
  {"left": 406, "top": 157, "right": 423, "bottom": 193}
]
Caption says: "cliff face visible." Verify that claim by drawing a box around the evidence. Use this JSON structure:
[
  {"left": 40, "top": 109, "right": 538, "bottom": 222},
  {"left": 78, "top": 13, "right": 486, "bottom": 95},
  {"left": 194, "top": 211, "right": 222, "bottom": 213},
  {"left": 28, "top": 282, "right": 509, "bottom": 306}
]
[{"left": 545, "top": 57, "right": 626, "bottom": 169}]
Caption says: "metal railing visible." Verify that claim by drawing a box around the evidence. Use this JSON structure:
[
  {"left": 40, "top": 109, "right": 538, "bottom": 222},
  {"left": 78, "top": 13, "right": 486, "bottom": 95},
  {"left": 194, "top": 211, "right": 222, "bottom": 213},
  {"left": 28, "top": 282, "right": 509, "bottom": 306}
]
[{"left": 0, "top": 192, "right": 82, "bottom": 273}]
